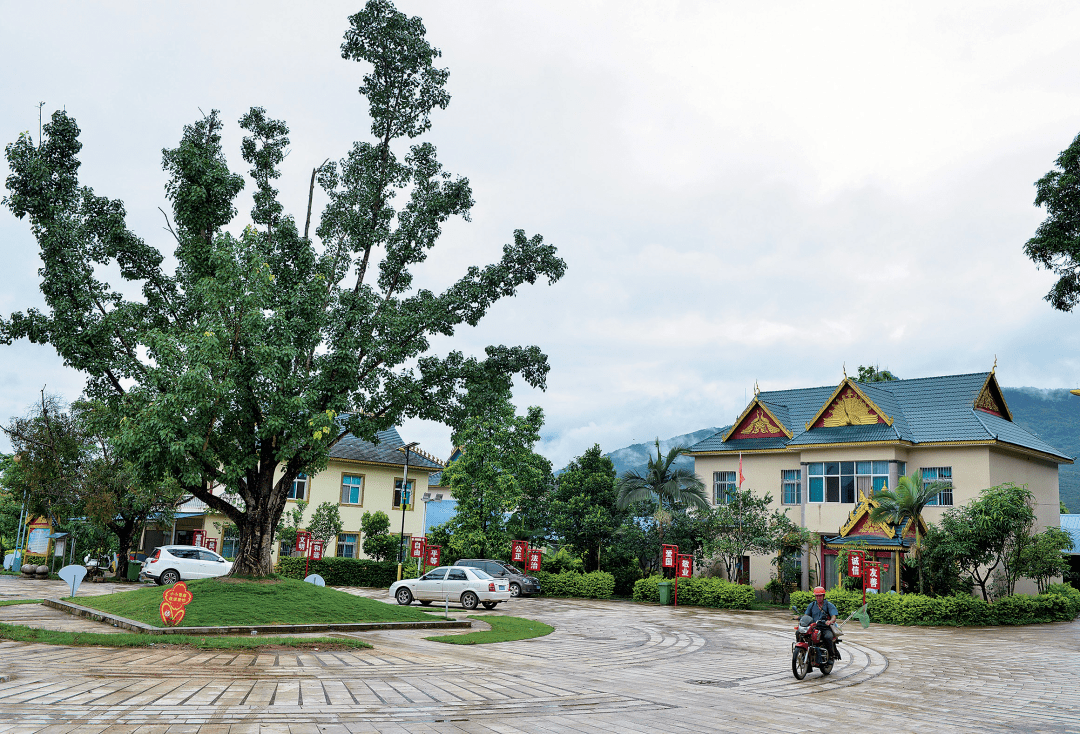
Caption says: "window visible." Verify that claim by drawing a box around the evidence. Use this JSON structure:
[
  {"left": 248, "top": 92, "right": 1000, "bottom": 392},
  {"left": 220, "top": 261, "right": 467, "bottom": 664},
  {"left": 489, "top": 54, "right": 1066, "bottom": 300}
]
[
  {"left": 808, "top": 461, "right": 890, "bottom": 504},
  {"left": 394, "top": 478, "right": 416, "bottom": 510},
  {"left": 920, "top": 466, "right": 953, "bottom": 506},
  {"left": 288, "top": 473, "right": 308, "bottom": 501},
  {"left": 222, "top": 527, "right": 238, "bottom": 560},
  {"left": 340, "top": 474, "right": 364, "bottom": 505},
  {"left": 713, "top": 471, "right": 736, "bottom": 504},
  {"left": 782, "top": 469, "right": 801, "bottom": 505},
  {"left": 337, "top": 533, "right": 358, "bottom": 558},
  {"left": 447, "top": 569, "right": 467, "bottom": 581},
  {"left": 279, "top": 540, "right": 294, "bottom": 558}
]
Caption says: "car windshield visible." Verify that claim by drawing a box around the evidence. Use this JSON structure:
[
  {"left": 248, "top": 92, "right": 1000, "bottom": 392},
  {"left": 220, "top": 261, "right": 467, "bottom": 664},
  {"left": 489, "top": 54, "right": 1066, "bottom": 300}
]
[{"left": 504, "top": 565, "right": 523, "bottom": 575}]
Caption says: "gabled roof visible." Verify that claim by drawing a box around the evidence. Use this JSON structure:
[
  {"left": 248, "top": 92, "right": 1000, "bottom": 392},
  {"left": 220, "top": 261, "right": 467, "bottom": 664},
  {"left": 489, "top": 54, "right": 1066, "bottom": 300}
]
[
  {"left": 329, "top": 427, "right": 444, "bottom": 471},
  {"left": 688, "top": 372, "right": 1072, "bottom": 463}
]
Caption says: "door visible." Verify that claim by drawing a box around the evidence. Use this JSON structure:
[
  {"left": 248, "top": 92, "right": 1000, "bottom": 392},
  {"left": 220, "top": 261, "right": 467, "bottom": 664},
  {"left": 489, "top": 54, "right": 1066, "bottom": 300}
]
[
  {"left": 442, "top": 568, "right": 470, "bottom": 603},
  {"left": 738, "top": 556, "right": 750, "bottom": 585},
  {"left": 414, "top": 567, "right": 447, "bottom": 601}
]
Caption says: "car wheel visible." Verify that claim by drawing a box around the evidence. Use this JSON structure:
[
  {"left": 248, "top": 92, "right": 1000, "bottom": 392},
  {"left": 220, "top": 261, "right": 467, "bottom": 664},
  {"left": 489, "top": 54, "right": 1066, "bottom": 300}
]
[
  {"left": 160, "top": 569, "right": 180, "bottom": 586},
  {"left": 461, "top": 591, "right": 479, "bottom": 610},
  {"left": 419, "top": 600, "right": 432, "bottom": 606},
  {"left": 481, "top": 601, "right": 498, "bottom": 610},
  {"left": 395, "top": 588, "right": 414, "bottom": 605},
  {"left": 153, "top": 575, "right": 165, "bottom": 586},
  {"left": 509, "top": 582, "right": 521, "bottom": 598}
]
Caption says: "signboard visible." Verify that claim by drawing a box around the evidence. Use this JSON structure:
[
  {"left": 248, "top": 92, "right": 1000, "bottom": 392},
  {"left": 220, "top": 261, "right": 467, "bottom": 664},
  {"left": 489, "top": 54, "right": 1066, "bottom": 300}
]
[
  {"left": 866, "top": 563, "right": 881, "bottom": 592},
  {"left": 26, "top": 526, "right": 49, "bottom": 554},
  {"left": 410, "top": 536, "right": 426, "bottom": 558},
  {"left": 511, "top": 540, "right": 528, "bottom": 564},
  {"left": 676, "top": 554, "right": 693, "bottom": 578},
  {"left": 426, "top": 545, "right": 441, "bottom": 567},
  {"left": 204, "top": 538, "right": 217, "bottom": 553},
  {"left": 160, "top": 581, "right": 193, "bottom": 626},
  {"left": 661, "top": 544, "right": 678, "bottom": 568},
  {"left": 296, "top": 531, "right": 311, "bottom": 554},
  {"left": 847, "top": 551, "right": 864, "bottom": 578},
  {"left": 191, "top": 529, "right": 205, "bottom": 548},
  {"left": 526, "top": 548, "right": 542, "bottom": 572},
  {"left": 309, "top": 539, "right": 324, "bottom": 561}
]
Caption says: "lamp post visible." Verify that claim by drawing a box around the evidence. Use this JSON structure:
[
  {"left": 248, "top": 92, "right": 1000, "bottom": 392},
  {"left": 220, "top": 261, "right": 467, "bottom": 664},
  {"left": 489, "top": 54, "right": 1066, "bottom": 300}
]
[{"left": 397, "top": 441, "right": 419, "bottom": 581}]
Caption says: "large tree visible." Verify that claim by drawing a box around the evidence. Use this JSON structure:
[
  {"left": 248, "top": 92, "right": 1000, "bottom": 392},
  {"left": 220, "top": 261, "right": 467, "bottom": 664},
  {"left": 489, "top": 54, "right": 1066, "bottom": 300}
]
[
  {"left": 1024, "top": 131, "right": 1080, "bottom": 310},
  {"left": 616, "top": 440, "right": 709, "bottom": 554},
  {"left": 1, "top": 1, "right": 565, "bottom": 575},
  {"left": 702, "top": 487, "right": 802, "bottom": 584},
  {"left": 550, "top": 444, "right": 625, "bottom": 572},
  {"left": 869, "top": 471, "right": 949, "bottom": 595}
]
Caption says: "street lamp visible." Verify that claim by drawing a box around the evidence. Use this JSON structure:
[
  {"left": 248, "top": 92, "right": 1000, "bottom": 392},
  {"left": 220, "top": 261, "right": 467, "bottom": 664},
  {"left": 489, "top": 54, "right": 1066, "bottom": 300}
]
[{"left": 397, "top": 441, "right": 419, "bottom": 581}]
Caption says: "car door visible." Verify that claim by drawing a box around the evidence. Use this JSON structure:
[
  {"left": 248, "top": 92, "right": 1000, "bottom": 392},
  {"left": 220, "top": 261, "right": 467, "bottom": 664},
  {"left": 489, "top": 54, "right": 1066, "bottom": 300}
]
[
  {"left": 198, "top": 549, "right": 228, "bottom": 577},
  {"left": 442, "top": 567, "right": 470, "bottom": 603},
  {"left": 413, "top": 567, "right": 447, "bottom": 601}
]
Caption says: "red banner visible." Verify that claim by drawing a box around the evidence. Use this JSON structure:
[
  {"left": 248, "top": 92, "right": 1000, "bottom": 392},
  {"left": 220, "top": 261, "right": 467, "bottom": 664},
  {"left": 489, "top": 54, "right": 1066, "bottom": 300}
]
[
  {"left": 676, "top": 554, "right": 693, "bottom": 578},
  {"left": 191, "top": 529, "right": 205, "bottom": 548},
  {"left": 426, "top": 545, "right": 441, "bottom": 567},
  {"left": 204, "top": 538, "right": 217, "bottom": 553},
  {"left": 866, "top": 563, "right": 881, "bottom": 591},
  {"left": 296, "top": 531, "right": 311, "bottom": 554},
  {"left": 410, "top": 536, "right": 426, "bottom": 558},
  {"left": 662, "top": 544, "right": 678, "bottom": 568},
  {"left": 309, "top": 540, "right": 324, "bottom": 561},
  {"left": 527, "top": 548, "right": 542, "bottom": 572},
  {"left": 848, "top": 551, "right": 864, "bottom": 578},
  {"left": 511, "top": 540, "right": 528, "bottom": 564}
]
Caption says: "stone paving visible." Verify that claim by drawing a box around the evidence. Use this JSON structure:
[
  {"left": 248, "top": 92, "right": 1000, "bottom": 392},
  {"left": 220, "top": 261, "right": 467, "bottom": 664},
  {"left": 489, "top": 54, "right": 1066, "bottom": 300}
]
[{"left": 0, "top": 575, "right": 1077, "bottom": 733}]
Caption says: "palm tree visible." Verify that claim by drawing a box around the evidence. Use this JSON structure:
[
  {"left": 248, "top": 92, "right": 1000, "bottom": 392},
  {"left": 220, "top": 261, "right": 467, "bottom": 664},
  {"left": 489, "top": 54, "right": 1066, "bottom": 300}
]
[
  {"left": 869, "top": 471, "right": 948, "bottom": 595},
  {"left": 616, "top": 440, "right": 709, "bottom": 571}
]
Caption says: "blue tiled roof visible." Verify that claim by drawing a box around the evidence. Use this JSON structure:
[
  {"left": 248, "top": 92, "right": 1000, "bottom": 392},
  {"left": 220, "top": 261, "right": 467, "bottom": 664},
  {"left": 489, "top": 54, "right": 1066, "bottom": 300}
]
[
  {"left": 688, "top": 373, "right": 1072, "bottom": 462},
  {"left": 330, "top": 427, "right": 444, "bottom": 471}
]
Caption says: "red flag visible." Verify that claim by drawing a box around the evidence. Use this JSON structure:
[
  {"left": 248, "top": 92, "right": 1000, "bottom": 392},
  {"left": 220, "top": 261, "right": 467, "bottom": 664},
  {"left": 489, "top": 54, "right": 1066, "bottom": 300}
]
[{"left": 738, "top": 453, "right": 745, "bottom": 488}]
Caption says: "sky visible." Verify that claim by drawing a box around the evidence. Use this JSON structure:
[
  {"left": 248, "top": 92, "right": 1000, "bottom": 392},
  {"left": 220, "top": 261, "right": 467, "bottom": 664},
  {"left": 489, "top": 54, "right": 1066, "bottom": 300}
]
[{"left": 2, "top": 1, "right": 1080, "bottom": 469}]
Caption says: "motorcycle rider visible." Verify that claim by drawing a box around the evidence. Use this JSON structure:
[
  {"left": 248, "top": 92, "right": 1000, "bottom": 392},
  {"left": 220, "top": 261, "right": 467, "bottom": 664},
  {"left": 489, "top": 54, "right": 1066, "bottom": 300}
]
[{"left": 805, "top": 586, "right": 840, "bottom": 659}]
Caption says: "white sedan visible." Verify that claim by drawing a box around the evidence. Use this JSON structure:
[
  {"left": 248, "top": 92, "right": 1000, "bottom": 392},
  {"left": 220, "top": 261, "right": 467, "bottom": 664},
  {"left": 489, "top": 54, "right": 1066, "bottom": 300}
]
[
  {"left": 141, "top": 545, "right": 233, "bottom": 585},
  {"left": 390, "top": 565, "right": 511, "bottom": 610}
]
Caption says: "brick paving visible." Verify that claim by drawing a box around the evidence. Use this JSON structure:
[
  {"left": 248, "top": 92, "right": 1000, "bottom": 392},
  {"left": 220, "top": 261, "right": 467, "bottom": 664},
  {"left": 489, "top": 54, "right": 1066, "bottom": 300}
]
[{"left": 0, "top": 577, "right": 1076, "bottom": 733}]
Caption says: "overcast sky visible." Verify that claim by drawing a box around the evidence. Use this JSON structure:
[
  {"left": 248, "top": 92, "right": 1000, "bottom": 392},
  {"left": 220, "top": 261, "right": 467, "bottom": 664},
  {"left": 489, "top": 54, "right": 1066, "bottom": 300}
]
[{"left": 2, "top": 1, "right": 1080, "bottom": 468}]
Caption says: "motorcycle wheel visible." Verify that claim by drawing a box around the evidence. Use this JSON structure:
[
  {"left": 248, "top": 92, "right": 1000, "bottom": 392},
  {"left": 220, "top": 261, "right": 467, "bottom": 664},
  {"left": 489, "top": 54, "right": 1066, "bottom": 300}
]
[
  {"left": 792, "top": 648, "right": 809, "bottom": 680},
  {"left": 819, "top": 657, "right": 834, "bottom": 676}
]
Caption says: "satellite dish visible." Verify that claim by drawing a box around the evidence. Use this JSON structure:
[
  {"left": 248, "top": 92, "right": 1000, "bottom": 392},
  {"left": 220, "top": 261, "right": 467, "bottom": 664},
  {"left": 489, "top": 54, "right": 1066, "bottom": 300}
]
[
  {"left": 58, "top": 564, "right": 88, "bottom": 598},
  {"left": 304, "top": 574, "right": 325, "bottom": 587}
]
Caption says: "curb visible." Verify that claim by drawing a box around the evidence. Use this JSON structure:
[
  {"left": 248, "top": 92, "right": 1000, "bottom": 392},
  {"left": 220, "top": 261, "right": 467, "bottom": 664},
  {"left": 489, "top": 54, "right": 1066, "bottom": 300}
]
[{"left": 43, "top": 599, "right": 472, "bottom": 636}]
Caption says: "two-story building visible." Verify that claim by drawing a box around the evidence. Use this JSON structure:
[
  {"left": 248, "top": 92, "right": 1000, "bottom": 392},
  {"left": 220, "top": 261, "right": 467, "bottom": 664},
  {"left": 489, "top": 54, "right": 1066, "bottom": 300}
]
[{"left": 688, "top": 370, "right": 1071, "bottom": 594}]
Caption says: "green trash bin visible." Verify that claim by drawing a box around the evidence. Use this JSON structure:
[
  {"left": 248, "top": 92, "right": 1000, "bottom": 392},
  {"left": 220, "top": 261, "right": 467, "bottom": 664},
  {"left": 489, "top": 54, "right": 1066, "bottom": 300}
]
[
  {"left": 657, "top": 581, "right": 673, "bottom": 605},
  {"left": 126, "top": 560, "right": 142, "bottom": 581}
]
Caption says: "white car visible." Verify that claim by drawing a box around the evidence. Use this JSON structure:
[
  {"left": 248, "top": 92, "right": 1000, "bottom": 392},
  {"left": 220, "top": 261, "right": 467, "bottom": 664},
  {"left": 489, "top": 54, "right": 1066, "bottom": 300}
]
[
  {"left": 141, "top": 545, "right": 233, "bottom": 585},
  {"left": 389, "top": 565, "right": 511, "bottom": 610}
]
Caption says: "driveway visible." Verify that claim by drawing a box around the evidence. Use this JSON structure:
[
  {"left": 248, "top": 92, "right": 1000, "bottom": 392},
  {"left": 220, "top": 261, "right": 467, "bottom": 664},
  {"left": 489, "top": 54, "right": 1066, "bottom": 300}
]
[{"left": 0, "top": 585, "right": 1077, "bottom": 733}]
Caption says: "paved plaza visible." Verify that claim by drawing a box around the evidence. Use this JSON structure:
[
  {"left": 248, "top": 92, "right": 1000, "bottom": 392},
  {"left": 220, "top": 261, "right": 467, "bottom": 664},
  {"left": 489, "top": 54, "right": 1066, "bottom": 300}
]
[{"left": 0, "top": 575, "right": 1077, "bottom": 733}]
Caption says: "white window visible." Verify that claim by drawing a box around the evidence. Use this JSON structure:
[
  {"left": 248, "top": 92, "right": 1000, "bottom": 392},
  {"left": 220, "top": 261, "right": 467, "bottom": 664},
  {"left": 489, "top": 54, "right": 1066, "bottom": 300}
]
[
  {"left": 340, "top": 474, "right": 364, "bottom": 505},
  {"left": 288, "top": 473, "right": 308, "bottom": 501},
  {"left": 713, "top": 471, "right": 736, "bottom": 504},
  {"left": 920, "top": 466, "right": 953, "bottom": 506},
  {"left": 337, "top": 533, "right": 358, "bottom": 558},
  {"left": 782, "top": 469, "right": 801, "bottom": 505},
  {"left": 808, "top": 461, "right": 890, "bottom": 503}
]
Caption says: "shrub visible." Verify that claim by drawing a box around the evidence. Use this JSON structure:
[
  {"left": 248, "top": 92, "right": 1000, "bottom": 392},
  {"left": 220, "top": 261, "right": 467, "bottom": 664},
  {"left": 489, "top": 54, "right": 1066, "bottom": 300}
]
[
  {"left": 533, "top": 570, "right": 614, "bottom": 599},
  {"left": 277, "top": 556, "right": 398, "bottom": 587},
  {"left": 632, "top": 575, "right": 755, "bottom": 609}
]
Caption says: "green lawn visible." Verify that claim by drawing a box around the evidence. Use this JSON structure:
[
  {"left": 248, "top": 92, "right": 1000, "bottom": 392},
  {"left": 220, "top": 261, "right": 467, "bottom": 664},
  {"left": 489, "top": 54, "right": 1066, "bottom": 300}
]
[
  {"left": 426, "top": 615, "right": 554, "bottom": 645},
  {"left": 0, "top": 622, "right": 371, "bottom": 650},
  {"left": 73, "top": 577, "right": 442, "bottom": 627},
  {"left": 0, "top": 599, "right": 43, "bottom": 607}
]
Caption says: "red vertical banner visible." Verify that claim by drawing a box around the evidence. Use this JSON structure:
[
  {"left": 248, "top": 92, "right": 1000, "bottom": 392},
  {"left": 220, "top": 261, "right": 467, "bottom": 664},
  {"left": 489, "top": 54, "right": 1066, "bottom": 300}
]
[
  {"left": 410, "top": 537, "right": 426, "bottom": 559},
  {"left": 848, "top": 551, "right": 864, "bottom": 578},
  {"left": 526, "top": 548, "right": 542, "bottom": 572},
  {"left": 426, "top": 545, "right": 441, "bottom": 567},
  {"left": 676, "top": 554, "right": 693, "bottom": 578},
  {"left": 296, "top": 531, "right": 311, "bottom": 555},
  {"left": 191, "top": 529, "right": 205, "bottom": 548},
  {"left": 661, "top": 544, "right": 678, "bottom": 568},
  {"left": 309, "top": 540, "right": 324, "bottom": 561},
  {"left": 866, "top": 563, "right": 881, "bottom": 592},
  {"left": 204, "top": 538, "right": 217, "bottom": 553},
  {"left": 511, "top": 540, "right": 528, "bottom": 564}
]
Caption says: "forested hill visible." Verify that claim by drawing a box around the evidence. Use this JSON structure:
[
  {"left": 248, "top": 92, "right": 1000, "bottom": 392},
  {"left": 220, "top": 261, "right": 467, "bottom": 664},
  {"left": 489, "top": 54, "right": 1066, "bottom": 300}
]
[{"left": 602, "top": 387, "right": 1078, "bottom": 512}]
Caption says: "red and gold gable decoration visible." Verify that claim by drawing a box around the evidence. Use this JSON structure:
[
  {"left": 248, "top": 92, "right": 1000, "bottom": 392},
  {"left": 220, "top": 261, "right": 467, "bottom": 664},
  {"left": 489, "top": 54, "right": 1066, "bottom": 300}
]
[
  {"left": 973, "top": 373, "right": 1012, "bottom": 420},
  {"left": 728, "top": 404, "right": 788, "bottom": 440},
  {"left": 160, "top": 582, "right": 193, "bottom": 626},
  {"left": 836, "top": 495, "right": 927, "bottom": 546},
  {"left": 810, "top": 383, "right": 890, "bottom": 429}
]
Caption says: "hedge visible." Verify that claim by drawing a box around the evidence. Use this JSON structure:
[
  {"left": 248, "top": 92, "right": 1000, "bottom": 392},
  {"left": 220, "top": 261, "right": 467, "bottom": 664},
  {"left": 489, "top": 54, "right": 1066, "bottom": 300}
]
[
  {"left": 632, "top": 575, "right": 755, "bottom": 609},
  {"left": 277, "top": 556, "right": 399, "bottom": 587},
  {"left": 790, "top": 584, "right": 1080, "bottom": 626},
  {"left": 533, "top": 570, "right": 614, "bottom": 599}
]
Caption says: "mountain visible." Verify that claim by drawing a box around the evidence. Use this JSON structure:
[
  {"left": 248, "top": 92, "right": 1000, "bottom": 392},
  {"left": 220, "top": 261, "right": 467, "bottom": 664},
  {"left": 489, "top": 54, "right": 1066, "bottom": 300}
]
[{"left": 602, "top": 387, "right": 1078, "bottom": 511}]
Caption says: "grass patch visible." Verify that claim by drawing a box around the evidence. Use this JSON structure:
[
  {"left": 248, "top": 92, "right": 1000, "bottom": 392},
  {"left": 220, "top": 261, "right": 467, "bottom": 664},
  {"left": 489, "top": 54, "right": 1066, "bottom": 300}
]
[
  {"left": 426, "top": 615, "right": 554, "bottom": 645},
  {"left": 0, "top": 622, "right": 370, "bottom": 650},
  {"left": 73, "top": 577, "right": 441, "bottom": 627},
  {"left": 0, "top": 598, "right": 43, "bottom": 607}
]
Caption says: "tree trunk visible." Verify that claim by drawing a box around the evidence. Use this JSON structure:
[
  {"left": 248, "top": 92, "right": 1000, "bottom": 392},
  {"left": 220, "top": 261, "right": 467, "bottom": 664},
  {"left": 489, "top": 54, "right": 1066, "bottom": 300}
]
[
  {"left": 915, "top": 526, "right": 924, "bottom": 595},
  {"left": 228, "top": 471, "right": 289, "bottom": 577},
  {"left": 110, "top": 520, "right": 139, "bottom": 581}
]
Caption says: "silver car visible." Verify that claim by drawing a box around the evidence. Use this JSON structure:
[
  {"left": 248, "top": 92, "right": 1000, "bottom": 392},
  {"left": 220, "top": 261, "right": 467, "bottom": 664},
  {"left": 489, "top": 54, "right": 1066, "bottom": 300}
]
[
  {"left": 389, "top": 566, "right": 511, "bottom": 610},
  {"left": 141, "top": 545, "right": 233, "bottom": 585}
]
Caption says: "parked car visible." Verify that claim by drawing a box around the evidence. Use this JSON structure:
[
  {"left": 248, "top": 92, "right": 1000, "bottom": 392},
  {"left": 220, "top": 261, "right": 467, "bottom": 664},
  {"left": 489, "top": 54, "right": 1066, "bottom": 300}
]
[
  {"left": 389, "top": 565, "right": 511, "bottom": 610},
  {"left": 141, "top": 545, "right": 233, "bottom": 585},
  {"left": 455, "top": 558, "right": 542, "bottom": 597}
]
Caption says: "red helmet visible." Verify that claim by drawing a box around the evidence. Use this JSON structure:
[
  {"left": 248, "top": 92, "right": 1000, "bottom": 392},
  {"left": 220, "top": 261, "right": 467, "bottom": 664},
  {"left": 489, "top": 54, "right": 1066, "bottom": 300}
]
[{"left": 813, "top": 586, "right": 826, "bottom": 595}]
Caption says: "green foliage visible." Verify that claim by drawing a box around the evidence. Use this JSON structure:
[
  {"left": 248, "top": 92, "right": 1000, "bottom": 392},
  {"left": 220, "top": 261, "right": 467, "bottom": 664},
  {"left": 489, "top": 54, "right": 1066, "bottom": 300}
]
[
  {"left": 869, "top": 472, "right": 948, "bottom": 594},
  {"left": 532, "top": 570, "right": 615, "bottom": 598},
  {"left": 633, "top": 575, "right": 755, "bottom": 609},
  {"left": 856, "top": 364, "right": 898, "bottom": 382},
  {"left": 703, "top": 487, "right": 804, "bottom": 582},
  {"left": 1017, "top": 526, "right": 1073, "bottom": 593},
  {"left": 1024, "top": 130, "right": 1080, "bottom": 311},
  {"left": 0, "top": 0, "right": 565, "bottom": 577},
  {"left": 550, "top": 445, "right": 624, "bottom": 572},
  {"left": 616, "top": 439, "right": 709, "bottom": 513},
  {"left": 543, "top": 547, "right": 585, "bottom": 574},
  {"left": 426, "top": 615, "right": 554, "bottom": 645},
  {"left": 360, "top": 510, "right": 398, "bottom": 561},
  {"left": 277, "top": 556, "right": 399, "bottom": 587},
  {"left": 275, "top": 501, "right": 307, "bottom": 549},
  {"left": 307, "top": 502, "right": 343, "bottom": 545}
]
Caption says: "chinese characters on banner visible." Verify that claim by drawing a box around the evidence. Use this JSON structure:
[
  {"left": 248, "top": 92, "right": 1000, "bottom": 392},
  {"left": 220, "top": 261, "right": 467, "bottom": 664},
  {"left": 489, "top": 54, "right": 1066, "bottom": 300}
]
[
  {"left": 848, "top": 551, "right": 863, "bottom": 578},
  {"left": 310, "top": 540, "right": 324, "bottom": 561},
  {"left": 676, "top": 554, "right": 693, "bottom": 578},
  {"left": 410, "top": 537, "right": 426, "bottom": 558},
  {"left": 527, "top": 549, "right": 542, "bottom": 572},
  {"left": 426, "top": 545, "right": 441, "bottom": 567},
  {"left": 296, "top": 531, "right": 311, "bottom": 554},
  {"left": 866, "top": 563, "right": 881, "bottom": 592},
  {"left": 662, "top": 544, "right": 678, "bottom": 568},
  {"left": 159, "top": 582, "right": 193, "bottom": 626},
  {"left": 191, "top": 529, "right": 205, "bottom": 548},
  {"left": 511, "top": 540, "right": 528, "bottom": 564},
  {"left": 204, "top": 538, "right": 217, "bottom": 553}
]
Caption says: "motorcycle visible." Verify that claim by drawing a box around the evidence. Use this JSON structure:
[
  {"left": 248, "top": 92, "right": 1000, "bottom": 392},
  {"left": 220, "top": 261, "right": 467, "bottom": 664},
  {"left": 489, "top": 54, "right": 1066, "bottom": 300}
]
[
  {"left": 84, "top": 554, "right": 112, "bottom": 581},
  {"left": 791, "top": 614, "right": 841, "bottom": 679}
]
